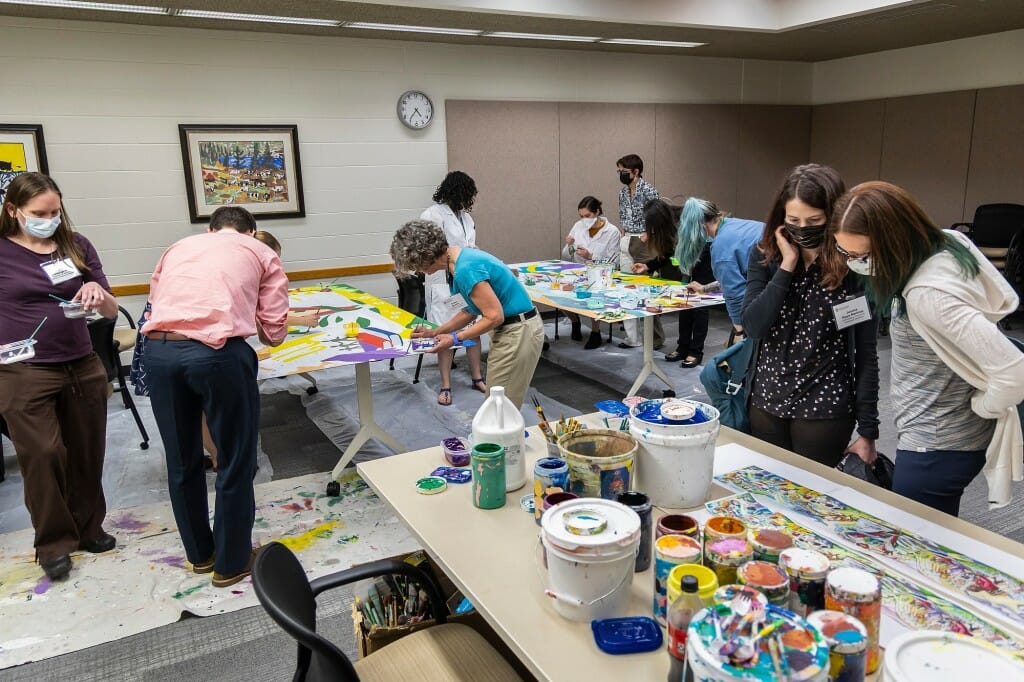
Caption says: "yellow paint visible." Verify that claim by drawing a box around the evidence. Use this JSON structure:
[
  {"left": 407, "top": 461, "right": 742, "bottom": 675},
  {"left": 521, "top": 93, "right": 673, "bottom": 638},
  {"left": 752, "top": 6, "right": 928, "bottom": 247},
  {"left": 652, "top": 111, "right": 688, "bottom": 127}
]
[
  {"left": 278, "top": 521, "right": 340, "bottom": 551},
  {"left": 0, "top": 143, "right": 28, "bottom": 171}
]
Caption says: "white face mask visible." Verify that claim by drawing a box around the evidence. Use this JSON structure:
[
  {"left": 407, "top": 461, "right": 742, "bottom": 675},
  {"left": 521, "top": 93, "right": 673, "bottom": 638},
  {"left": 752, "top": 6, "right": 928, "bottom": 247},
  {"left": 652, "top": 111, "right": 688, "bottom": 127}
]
[
  {"left": 582, "top": 217, "right": 598, "bottom": 229},
  {"left": 19, "top": 210, "right": 61, "bottom": 239},
  {"left": 847, "top": 257, "right": 873, "bottom": 276}
]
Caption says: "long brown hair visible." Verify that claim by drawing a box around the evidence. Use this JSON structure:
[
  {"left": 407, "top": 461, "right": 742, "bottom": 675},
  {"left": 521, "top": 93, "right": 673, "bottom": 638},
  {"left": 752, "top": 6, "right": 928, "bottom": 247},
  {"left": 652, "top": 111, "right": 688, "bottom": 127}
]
[
  {"left": 758, "top": 164, "right": 848, "bottom": 288},
  {"left": 1, "top": 172, "right": 90, "bottom": 274},
  {"left": 642, "top": 198, "right": 681, "bottom": 261},
  {"left": 833, "top": 181, "right": 978, "bottom": 314}
]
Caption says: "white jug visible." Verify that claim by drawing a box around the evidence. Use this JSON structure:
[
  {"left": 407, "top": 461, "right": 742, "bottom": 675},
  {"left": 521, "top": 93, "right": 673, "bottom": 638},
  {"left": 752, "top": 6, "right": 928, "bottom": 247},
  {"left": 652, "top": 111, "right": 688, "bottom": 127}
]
[{"left": 472, "top": 386, "right": 526, "bottom": 492}]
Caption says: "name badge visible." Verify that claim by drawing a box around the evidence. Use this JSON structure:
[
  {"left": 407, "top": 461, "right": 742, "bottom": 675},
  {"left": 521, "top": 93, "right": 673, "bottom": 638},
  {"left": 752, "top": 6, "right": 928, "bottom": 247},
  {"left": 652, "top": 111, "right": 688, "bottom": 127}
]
[
  {"left": 442, "top": 293, "right": 468, "bottom": 313},
  {"left": 41, "top": 258, "right": 81, "bottom": 285},
  {"left": 833, "top": 296, "right": 871, "bottom": 330}
]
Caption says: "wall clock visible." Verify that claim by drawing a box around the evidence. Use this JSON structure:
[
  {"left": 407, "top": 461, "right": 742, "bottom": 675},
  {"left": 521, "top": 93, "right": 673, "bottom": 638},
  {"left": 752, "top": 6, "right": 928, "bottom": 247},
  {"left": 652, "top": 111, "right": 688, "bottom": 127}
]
[{"left": 397, "top": 90, "right": 433, "bottom": 130}]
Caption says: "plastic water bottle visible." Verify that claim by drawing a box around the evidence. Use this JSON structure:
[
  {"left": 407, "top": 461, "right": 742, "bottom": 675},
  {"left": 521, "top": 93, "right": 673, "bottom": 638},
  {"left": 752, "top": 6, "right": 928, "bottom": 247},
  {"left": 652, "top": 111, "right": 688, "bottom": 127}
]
[
  {"left": 472, "top": 386, "right": 526, "bottom": 492},
  {"left": 667, "top": 575, "right": 702, "bottom": 682}
]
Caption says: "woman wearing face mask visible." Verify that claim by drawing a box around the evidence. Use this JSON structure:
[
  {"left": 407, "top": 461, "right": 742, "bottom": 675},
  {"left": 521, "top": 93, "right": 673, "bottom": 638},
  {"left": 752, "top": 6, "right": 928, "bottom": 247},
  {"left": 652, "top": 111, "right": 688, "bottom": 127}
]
[
  {"left": 674, "top": 198, "right": 764, "bottom": 348},
  {"left": 0, "top": 172, "right": 119, "bottom": 580},
  {"left": 563, "top": 195, "right": 620, "bottom": 349},
  {"left": 420, "top": 171, "right": 486, "bottom": 406},
  {"left": 833, "top": 182, "right": 1024, "bottom": 515},
  {"left": 741, "top": 164, "right": 879, "bottom": 468}
]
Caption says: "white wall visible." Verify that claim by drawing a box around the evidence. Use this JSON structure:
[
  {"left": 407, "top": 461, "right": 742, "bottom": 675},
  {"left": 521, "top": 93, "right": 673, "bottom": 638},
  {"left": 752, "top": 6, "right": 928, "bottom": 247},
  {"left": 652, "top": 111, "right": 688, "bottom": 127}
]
[
  {"left": 0, "top": 16, "right": 811, "bottom": 310},
  {"left": 812, "top": 28, "right": 1024, "bottom": 104}
]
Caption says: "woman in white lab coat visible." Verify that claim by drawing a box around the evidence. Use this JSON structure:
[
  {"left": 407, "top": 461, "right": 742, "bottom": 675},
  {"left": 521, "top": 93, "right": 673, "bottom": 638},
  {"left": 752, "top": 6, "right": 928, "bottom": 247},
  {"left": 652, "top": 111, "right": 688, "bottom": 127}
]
[
  {"left": 421, "top": 171, "right": 486, "bottom": 405},
  {"left": 562, "top": 195, "right": 620, "bottom": 349}
]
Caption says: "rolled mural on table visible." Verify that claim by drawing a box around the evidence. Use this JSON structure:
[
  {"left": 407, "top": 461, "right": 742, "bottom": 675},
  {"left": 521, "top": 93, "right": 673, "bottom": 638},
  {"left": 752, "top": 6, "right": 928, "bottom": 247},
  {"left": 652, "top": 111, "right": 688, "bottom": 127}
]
[{"left": 0, "top": 124, "right": 48, "bottom": 204}]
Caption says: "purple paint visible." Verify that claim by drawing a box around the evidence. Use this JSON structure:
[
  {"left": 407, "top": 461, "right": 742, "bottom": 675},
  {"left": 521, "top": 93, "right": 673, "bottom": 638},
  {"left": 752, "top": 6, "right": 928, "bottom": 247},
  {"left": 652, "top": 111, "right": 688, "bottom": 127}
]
[
  {"left": 155, "top": 556, "right": 187, "bottom": 568},
  {"left": 110, "top": 513, "right": 148, "bottom": 532},
  {"left": 708, "top": 538, "right": 749, "bottom": 555},
  {"left": 34, "top": 577, "right": 52, "bottom": 594}
]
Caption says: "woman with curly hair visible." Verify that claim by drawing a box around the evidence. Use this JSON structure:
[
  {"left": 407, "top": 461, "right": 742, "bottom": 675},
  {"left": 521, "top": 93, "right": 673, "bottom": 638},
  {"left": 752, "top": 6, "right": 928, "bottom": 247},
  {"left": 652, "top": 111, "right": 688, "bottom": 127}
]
[
  {"left": 420, "top": 171, "right": 486, "bottom": 405},
  {"left": 391, "top": 220, "right": 543, "bottom": 409}
]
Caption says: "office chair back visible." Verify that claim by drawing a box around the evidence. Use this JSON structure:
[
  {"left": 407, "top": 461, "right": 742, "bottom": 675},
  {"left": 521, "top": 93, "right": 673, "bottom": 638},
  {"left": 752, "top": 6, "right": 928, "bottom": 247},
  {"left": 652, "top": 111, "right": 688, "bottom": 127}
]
[
  {"left": 395, "top": 273, "right": 427, "bottom": 318},
  {"left": 87, "top": 314, "right": 151, "bottom": 449},
  {"left": 969, "top": 203, "right": 1024, "bottom": 250}
]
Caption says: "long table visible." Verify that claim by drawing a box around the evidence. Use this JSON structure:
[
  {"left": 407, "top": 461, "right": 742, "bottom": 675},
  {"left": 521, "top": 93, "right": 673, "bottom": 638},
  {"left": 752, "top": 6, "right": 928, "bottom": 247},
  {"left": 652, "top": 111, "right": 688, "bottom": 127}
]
[
  {"left": 357, "top": 417, "right": 1024, "bottom": 681},
  {"left": 510, "top": 260, "right": 725, "bottom": 396}
]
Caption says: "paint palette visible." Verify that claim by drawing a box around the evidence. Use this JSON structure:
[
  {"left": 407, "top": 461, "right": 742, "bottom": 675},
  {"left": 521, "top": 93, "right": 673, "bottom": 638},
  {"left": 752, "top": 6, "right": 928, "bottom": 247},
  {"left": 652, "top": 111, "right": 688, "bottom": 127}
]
[{"left": 0, "top": 339, "right": 36, "bottom": 364}]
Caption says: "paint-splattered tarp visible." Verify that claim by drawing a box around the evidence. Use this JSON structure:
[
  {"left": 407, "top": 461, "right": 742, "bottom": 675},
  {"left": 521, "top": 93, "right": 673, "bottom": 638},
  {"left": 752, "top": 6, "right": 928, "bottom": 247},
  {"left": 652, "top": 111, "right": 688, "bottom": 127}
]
[
  {"left": 0, "top": 471, "right": 417, "bottom": 669},
  {"left": 254, "top": 283, "right": 429, "bottom": 381}
]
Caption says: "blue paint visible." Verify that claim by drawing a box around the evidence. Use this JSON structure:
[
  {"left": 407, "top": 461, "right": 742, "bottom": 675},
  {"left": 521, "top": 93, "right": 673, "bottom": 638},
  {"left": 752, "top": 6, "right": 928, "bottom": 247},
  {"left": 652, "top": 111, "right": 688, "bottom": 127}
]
[{"left": 633, "top": 400, "right": 711, "bottom": 425}]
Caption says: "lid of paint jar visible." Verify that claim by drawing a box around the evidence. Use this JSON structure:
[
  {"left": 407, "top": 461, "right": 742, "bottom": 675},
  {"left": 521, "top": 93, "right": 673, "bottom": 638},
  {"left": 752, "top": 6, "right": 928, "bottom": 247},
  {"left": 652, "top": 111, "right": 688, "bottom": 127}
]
[
  {"left": 415, "top": 476, "right": 447, "bottom": 495},
  {"left": 883, "top": 631, "right": 1024, "bottom": 681},
  {"left": 655, "top": 533, "right": 701, "bottom": 561},
  {"left": 712, "top": 584, "right": 768, "bottom": 608},
  {"left": 667, "top": 564, "right": 718, "bottom": 604},
  {"left": 706, "top": 538, "right": 753, "bottom": 566},
  {"left": 594, "top": 400, "right": 630, "bottom": 417},
  {"left": 779, "top": 547, "right": 831, "bottom": 580},
  {"left": 590, "top": 616, "right": 664, "bottom": 655},
  {"left": 541, "top": 498, "right": 641, "bottom": 559},
  {"left": 737, "top": 560, "right": 789, "bottom": 589},
  {"left": 748, "top": 528, "right": 794, "bottom": 554},
  {"left": 806, "top": 610, "right": 868, "bottom": 655},
  {"left": 825, "top": 566, "right": 880, "bottom": 601}
]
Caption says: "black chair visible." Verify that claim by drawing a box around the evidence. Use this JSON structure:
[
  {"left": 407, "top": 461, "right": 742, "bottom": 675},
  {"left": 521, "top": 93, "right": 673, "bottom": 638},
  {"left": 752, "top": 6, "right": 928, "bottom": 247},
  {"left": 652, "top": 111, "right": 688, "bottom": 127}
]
[
  {"left": 952, "top": 203, "right": 1024, "bottom": 271},
  {"left": 0, "top": 415, "right": 8, "bottom": 482},
  {"left": 252, "top": 542, "right": 519, "bottom": 682},
  {"left": 88, "top": 312, "right": 150, "bottom": 450}
]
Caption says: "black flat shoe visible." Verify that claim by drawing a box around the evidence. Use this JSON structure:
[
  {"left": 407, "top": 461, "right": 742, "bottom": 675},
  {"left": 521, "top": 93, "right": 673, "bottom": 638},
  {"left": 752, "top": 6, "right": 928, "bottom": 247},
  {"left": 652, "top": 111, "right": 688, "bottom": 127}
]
[
  {"left": 79, "top": 532, "right": 116, "bottom": 554},
  {"left": 41, "top": 554, "right": 72, "bottom": 580},
  {"left": 680, "top": 353, "right": 704, "bottom": 369},
  {"left": 584, "top": 332, "right": 602, "bottom": 350}
]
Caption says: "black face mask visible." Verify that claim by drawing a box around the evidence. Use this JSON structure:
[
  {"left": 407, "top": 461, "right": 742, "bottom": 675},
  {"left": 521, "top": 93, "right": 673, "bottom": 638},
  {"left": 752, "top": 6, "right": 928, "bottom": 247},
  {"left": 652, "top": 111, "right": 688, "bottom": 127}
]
[
  {"left": 783, "top": 222, "right": 827, "bottom": 249},
  {"left": 619, "top": 171, "right": 633, "bottom": 185}
]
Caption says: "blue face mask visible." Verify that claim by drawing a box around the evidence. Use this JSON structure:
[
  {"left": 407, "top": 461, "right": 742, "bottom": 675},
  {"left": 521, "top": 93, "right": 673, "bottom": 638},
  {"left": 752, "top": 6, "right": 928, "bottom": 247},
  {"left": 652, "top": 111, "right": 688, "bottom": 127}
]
[{"left": 19, "top": 210, "right": 61, "bottom": 239}]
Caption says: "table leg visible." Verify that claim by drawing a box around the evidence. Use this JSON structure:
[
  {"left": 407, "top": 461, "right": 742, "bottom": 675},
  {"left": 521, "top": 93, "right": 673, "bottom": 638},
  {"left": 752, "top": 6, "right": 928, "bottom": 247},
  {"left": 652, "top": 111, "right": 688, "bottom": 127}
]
[
  {"left": 626, "top": 316, "right": 674, "bottom": 397},
  {"left": 330, "top": 362, "right": 407, "bottom": 481}
]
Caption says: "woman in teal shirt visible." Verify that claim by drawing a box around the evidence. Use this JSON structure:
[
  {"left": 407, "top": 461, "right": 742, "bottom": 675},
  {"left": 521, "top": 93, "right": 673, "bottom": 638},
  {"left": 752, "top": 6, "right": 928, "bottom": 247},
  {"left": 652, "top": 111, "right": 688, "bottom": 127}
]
[{"left": 391, "top": 220, "right": 544, "bottom": 409}]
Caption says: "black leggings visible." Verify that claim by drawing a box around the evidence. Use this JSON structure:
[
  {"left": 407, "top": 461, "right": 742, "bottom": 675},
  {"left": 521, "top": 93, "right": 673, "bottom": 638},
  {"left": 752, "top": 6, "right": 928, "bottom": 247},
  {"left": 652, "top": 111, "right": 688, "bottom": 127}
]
[
  {"left": 675, "top": 308, "right": 709, "bottom": 357},
  {"left": 749, "top": 404, "right": 856, "bottom": 468}
]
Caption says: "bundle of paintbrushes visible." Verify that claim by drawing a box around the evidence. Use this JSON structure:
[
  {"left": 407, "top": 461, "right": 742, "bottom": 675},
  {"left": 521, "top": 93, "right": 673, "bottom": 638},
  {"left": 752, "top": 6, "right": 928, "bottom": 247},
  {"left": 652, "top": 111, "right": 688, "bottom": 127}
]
[{"left": 354, "top": 575, "right": 432, "bottom": 629}]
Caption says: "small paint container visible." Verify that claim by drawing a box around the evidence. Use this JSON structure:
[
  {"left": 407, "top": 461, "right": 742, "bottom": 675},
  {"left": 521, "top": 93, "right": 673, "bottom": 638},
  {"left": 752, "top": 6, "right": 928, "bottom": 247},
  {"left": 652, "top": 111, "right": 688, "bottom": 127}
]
[
  {"left": 534, "top": 457, "right": 570, "bottom": 526},
  {"left": 541, "top": 491, "right": 578, "bottom": 516},
  {"left": 575, "top": 289, "right": 592, "bottom": 299},
  {"left": 748, "top": 527, "right": 793, "bottom": 563},
  {"left": 653, "top": 534, "right": 702, "bottom": 625},
  {"left": 779, "top": 547, "right": 831, "bottom": 617},
  {"left": 668, "top": 564, "right": 718, "bottom": 608},
  {"left": 0, "top": 338, "right": 36, "bottom": 365},
  {"left": 825, "top": 567, "right": 882, "bottom": 674},
  {"left": 807, "top": 610, "right": 868, "bottom": 682},
  {"left": 441, "top": 437, "right": 471, "bottom": 467},
  {"left": 704, "top": 538, "right": 752, "bottom": 587},
  {"left": 519, "top": 493, "right": 535, "bottom": 514},
  {"left": 59, "top": 301, "right": 89, "bottom": 318},
  {"left": 711, "top": 584, "right": 767, "bottom": 609},
  {"left": 737, "top": 560, "right": 791, "bottom": 606},
  {"left": 703, "top": 516, "right": 746, "bottom": 553},
  {"left": 586, "top": 297, "right": 604, "bottom": 309},
  {"left": 471, "top": 442, "right": 506, "bottom": 510},
  {"left": 655, "top": 513, "right": 699, "bottom": 541},
  {"left": 616, "top": 491, "right": 652, "bottom": 572},
  {"left": 415, "top": 476, "right": 447, "bottom": 495}
]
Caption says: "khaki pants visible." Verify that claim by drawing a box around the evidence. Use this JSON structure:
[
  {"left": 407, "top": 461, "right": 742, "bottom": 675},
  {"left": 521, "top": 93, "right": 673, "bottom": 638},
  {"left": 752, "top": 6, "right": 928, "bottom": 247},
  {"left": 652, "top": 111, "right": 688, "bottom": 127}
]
[
  {"left": 0, "top": 354, "right": 109, "bottom": 562},
  {"left": 485, "top": 315, "right": 545, "bottom": 409},
  {"left": 618, "top": 234, "right": 665, "bottom": 347}
]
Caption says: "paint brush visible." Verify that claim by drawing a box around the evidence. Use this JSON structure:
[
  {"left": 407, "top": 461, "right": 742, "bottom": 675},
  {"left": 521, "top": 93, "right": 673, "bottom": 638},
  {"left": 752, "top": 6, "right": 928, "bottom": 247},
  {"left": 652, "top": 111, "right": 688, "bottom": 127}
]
[
  {"left": 48, "top": 293, "right": 72, "bottom": 304},
  {"left": 28, "top": 317, "right": 48, "bottom": 341}
]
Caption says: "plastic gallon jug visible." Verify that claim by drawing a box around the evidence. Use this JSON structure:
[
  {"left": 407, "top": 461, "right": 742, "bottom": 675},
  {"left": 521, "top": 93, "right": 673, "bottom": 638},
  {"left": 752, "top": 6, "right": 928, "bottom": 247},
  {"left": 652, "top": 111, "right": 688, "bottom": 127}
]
[{"left": 472, "top": 386, "right": 526, "bottom": 492}]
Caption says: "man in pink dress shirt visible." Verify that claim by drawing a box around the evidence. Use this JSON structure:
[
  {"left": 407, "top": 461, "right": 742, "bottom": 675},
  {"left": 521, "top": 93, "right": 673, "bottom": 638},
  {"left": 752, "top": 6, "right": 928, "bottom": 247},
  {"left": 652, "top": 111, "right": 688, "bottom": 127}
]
[{"left": 142, "top": 206, "right": 289, "bottom": 587}]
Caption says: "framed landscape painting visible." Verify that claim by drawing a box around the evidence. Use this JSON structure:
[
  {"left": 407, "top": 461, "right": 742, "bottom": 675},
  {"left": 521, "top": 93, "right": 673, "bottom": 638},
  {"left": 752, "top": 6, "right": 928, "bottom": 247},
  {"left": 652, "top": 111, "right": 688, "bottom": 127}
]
[
  {"left": 178, "top": 124, "right": 305, "bottom": 223},
  {"left": 0, "top": 124, "right": 48, "bottom": 204}
]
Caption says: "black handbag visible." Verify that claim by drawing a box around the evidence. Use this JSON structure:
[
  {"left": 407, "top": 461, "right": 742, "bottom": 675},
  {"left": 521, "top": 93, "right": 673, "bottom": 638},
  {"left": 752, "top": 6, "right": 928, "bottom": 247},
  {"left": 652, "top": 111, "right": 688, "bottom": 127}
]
[{"left": 836, "top": 451, "right": 895, "bottom": 490}]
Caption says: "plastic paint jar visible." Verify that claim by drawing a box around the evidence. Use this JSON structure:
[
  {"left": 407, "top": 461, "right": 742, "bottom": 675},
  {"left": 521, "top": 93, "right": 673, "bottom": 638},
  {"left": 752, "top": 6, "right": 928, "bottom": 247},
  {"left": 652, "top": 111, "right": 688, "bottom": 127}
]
[
  {"left": 667, "top": 563, "right": 719, "bottom": 608},
  {"left": 748, "top": 528, "right": 793, "bottom": 563},
  {"left": 779, "top": 547, "right": 831, "bottom": 617},
  {"left": 653, "top": 534, "right": 702, "bottom": 625},
  {"left": 656, "top": 514, "right": 700, "bottom": 541},
  {"left": 807, "top": 610, "right": 868, "bottom": 682},
  {"left": 441, "top": 436, "right": 471, "bottom": 467},
  {"left": 825, "top": 567, "right": 882, "bottom": 674},
  {"left": 616, "top": 491, "right": 652, "bottom": 572},
  {"left": 711, "top": 584, "right": 767, "bottom": 609},
  {"left": 534, "top": 457, "right": 569, "bottom": 526},
  {"left": 737, "top": 560, "right": 791, "bottom": 606},
  {"left": 470, "top": 442, "right": 506, "bottom": 510},
  {"left": 704, "top": 538, "right": 753, "bottom": 587},
  {"left": 703, "top": 516, "right": 746, "bottom": 553}
]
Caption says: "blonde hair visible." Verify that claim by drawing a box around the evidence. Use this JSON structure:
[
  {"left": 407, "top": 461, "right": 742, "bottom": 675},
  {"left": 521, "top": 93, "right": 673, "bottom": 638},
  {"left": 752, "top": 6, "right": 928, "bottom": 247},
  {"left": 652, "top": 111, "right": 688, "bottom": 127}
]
[{"left": 253, "top": 230, "right": 282, "bottom": 255}]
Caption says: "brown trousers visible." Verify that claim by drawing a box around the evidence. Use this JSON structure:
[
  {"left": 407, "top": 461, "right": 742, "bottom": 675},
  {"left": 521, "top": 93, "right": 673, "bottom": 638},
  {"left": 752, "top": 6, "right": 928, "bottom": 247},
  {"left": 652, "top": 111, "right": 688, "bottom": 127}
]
[{"left": 0, "top": 354, "right": 109, "bottom": 562}]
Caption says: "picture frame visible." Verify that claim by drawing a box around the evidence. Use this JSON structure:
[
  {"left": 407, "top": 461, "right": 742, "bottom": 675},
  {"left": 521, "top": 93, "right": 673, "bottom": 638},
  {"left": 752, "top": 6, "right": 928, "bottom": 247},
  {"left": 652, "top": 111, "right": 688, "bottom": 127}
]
[
  {"left": 178, "top": 124, "right": 305, "bottom": 223},
  {"left": 0, "top": 124, "right": 49, "bottom": 204}
]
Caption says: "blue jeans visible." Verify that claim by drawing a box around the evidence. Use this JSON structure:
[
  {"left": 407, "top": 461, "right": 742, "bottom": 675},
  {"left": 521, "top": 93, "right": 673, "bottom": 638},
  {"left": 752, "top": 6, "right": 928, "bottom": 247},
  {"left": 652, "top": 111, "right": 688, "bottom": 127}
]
[{"left": 892, "top": 448, "right": 986, "bottom": 517}]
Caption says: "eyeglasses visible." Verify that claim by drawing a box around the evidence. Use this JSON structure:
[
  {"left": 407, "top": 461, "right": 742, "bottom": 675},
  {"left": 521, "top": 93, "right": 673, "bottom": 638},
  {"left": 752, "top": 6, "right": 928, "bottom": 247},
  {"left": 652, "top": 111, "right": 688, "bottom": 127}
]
[{"left": 835, "top": 242, "right": 870, "bottom": 264}]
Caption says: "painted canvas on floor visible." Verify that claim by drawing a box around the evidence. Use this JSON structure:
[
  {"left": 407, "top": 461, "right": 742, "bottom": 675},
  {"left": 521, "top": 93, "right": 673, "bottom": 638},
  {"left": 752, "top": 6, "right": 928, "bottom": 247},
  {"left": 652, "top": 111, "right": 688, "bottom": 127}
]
[{"left": 0, "top": 124, "right": 48, "bottom": 204}]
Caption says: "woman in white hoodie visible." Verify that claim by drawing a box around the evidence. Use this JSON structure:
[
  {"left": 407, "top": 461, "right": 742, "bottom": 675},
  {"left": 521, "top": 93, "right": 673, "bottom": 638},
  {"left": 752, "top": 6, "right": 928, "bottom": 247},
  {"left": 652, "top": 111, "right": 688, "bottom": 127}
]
[{"left": 833, "top": 181, "right": 1024, "bottom": 515}]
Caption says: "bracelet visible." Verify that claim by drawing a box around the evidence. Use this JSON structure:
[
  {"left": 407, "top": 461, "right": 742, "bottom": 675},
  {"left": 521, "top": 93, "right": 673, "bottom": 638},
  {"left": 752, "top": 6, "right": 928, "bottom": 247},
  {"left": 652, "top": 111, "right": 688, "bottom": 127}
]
[{"left": 451, "top": 332, "right": 459, "bottom": 346}]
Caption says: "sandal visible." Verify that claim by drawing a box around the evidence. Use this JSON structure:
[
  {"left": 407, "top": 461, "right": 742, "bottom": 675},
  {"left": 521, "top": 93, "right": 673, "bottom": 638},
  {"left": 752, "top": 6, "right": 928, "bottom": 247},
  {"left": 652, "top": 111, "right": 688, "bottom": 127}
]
[
  {"left": 681, "top": 353, "right": 704, "bottom": 369},
  {"left": 438, "top": 387, "right": 452, "bottom": 406},
  {"left": 663, "top": 351, "right": 683, "bottom": 362},
  {"left": 471, "top": 377, "right": 488, "bottom": 394}
]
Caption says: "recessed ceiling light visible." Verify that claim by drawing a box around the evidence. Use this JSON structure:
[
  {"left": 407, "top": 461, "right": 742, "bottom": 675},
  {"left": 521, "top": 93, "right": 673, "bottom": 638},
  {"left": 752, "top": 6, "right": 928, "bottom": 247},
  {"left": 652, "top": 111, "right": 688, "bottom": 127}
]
[
  {"left": 602, "top": 39, "right": 705, "bottom": 48},
  {"left": 485, "top": 31, "right": 600, "bottom": 43},
  {"left": 346, "top": 22, "right": 481, "bottom": 36},
  {"left": 175, "top": 9, "right": 339, "bottom": 27},
  {"left": 0, "top": 0, "right": 167, "bottom": 13}
]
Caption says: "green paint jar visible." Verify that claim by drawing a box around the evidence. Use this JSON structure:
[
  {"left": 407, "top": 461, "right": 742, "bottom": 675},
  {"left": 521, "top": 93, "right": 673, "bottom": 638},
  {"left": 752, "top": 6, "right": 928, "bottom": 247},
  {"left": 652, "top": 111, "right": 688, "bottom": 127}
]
[{"left": 471, "top": 442, "right": 506, "bottom": 509}]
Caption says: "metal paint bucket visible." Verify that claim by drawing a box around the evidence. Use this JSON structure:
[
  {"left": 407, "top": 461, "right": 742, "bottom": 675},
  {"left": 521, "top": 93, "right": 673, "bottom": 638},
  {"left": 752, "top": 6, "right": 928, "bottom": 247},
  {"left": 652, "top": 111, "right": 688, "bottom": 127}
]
[{"left": 559, "top": 429, "right": 638, "bottom": 500}]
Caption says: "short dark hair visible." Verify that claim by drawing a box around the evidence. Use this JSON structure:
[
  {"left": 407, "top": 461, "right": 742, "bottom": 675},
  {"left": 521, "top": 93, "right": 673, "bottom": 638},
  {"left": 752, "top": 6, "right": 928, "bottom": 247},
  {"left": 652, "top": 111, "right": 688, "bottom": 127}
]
[
  {"left": 577, "top": 195, "right": 603, "bottom": 215},
  {"left": 616, "top": 154, "right": 644, "bottom": 175},
  {"left": 209, "top": 206, "right": 257, "bottom": 233},
  {"left": 432, "top": 171, "right": 477, "bottom": 213}
]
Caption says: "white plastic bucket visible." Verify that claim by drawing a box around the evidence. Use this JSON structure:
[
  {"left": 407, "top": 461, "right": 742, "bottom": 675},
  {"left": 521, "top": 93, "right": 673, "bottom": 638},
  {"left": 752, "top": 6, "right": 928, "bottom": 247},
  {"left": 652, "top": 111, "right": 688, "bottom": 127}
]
[
  {"left": 629, "top": 399, "right": 720, "bottom": 508},
  {"left": 881, "top": 631, "right": 1024, "bottom": 681},
  {"left": 539, "top": 498, "right": 640, "bottom": 622}
]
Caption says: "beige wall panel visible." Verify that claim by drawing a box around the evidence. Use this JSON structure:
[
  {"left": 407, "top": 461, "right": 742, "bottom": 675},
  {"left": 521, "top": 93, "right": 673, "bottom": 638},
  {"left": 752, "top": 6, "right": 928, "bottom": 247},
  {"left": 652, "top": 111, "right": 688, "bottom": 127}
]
[
  {"left": 964, "top": 84, "right": 1024, "bottom": 214},
  {"left": 809, "top": 100, "right": 885, "bottom": 186},
  {"left": 879, "top": 91, "right": 976, "bottom": 226},
  {"left": 446, "top": 101, "right": 560, "bottom": 264},
  {"left": 654, "top": 104, "right": 741, "bottom": 213},
  {"left": 735, "top": 106, "right": 812, "bottom": 221},
  {"left": 558, "top": 103, "right": 657, "bottom": 237}
]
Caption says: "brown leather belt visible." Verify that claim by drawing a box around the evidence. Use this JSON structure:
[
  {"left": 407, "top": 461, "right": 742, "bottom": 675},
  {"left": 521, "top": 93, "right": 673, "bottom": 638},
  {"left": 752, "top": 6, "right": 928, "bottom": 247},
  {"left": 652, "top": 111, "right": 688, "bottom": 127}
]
[{"left": 144, "top": 331, "right": 192, "bottom": 342}]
